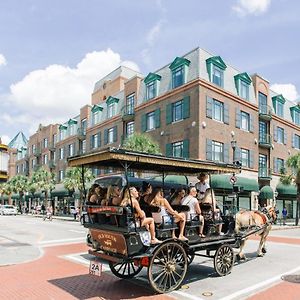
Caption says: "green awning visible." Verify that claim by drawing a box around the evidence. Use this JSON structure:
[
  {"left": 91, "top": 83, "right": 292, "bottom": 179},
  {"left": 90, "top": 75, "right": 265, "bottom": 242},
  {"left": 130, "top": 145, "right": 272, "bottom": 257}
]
[
  {"left": 276, "top": 183, "right": 297, "bottom": 199},
  {"left": 51, "top": 184, "right": 69, "bottom": 197},
  {"left": 0, "top": 195, "right": 9, "bottom": 200},
  {"left": 11, "top": 193, "right": 20, "bottom": 199},
  {"left": 210, "top": 174, "right": 259, "bottom": 192},
  {"left": 259, "top": 186, "right": 274, "bottom": 200}
]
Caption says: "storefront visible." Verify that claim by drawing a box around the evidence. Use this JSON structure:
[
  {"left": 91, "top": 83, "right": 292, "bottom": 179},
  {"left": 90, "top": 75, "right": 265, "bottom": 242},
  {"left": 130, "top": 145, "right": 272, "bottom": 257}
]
[{"left": 276, "top": 183, "right": 297, "bottom": 219}]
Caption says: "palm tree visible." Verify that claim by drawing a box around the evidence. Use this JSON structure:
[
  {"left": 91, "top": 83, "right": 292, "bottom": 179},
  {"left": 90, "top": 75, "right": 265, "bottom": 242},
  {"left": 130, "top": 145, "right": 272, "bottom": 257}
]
[
  {"left": 280, "top": 152, "right": 300, "bottom": 225},
  {"left": 123, "top": 133, "right": 161, "bottom": 154},
  {"left": 0, "top": 182, "right": 12, "bottom": 205},
  {"left": 30, "top": 168, "right": 56, "bottom": 210},
  {"left": 63, "top": 167, "right": 95, "bottom": 208},
  {"left": 9, "top": 175, "right": 29, "bottom": 213}
]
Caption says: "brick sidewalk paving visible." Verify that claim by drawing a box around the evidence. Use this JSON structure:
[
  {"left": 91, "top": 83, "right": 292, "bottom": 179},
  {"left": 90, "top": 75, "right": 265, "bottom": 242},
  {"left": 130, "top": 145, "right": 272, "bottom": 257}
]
[{"left": 0, "top": 243, "right": 173, "bottom": 300}]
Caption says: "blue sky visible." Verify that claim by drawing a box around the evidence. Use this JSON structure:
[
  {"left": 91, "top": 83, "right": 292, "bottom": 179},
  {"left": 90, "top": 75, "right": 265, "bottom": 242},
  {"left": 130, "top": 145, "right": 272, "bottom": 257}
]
[{"left": 0, "top": 0, "right": 299, "bottom": 144}]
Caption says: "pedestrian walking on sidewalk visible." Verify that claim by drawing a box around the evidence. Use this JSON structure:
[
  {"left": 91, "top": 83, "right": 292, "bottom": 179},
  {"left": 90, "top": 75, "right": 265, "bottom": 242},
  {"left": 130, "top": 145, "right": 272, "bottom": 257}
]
[{"left": 282, "top": 207, "right": 288, "bottom": 225}]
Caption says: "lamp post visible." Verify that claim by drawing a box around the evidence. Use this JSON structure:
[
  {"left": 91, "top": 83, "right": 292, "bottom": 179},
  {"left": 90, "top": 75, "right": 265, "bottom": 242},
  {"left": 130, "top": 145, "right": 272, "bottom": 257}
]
[{"left": 231, "top": 139, "right": 237, "bottom": 164}]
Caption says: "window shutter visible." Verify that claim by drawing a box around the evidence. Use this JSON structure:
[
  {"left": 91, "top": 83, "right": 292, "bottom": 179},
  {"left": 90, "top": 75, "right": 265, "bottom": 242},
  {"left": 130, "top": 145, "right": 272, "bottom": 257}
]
[
  {"left": 273, "top": 157, "right": 277, "bottom": 173},
  {"left": 206, "top": 139, "right": 212, "bottom": 160},
  {"left": 249, "top": 150, "right": 254, "bottom": 168},
  {"left": 166, "top": 143, "right": 172, "bottom": 157},
  {"left": 235, "top": 108, "right": 241, "bottom": 128},
  {"left": 223, "top": 143, "right": 229, "bottom": 163},
  {"left": 284, "top": 130, "right": 287, "bottom": 145},
  {"left": 292, "top": 133, "right": 295, "bottom": 148},
  {"left": 97, "top": 132, "right": 101, "bottom": 147},
  {"left": 90, "top": 136, "right": 93, "bottom": 150},
  {"left": 224, "top": 103, "right": 229, "bottom": 124},
  {"left": 234, "top": 147, "right": 241, "bottom": 163},
  {"left": 249, "top": 114, "right": 254, "bottom": 132},
  {"left": 113, "top": 126, "right": 118, "bottom": 142},
  {"left": 273, "top": 125, "right": 277, "bottom": 142},
  {"left": 104, "top": 129, "right": 108, "bottom": 145},
  {"left": 183, "top": 96, "right": 190, "bottom": 119},
  {"left": 155, "top": 108, "right": 161, "bottom": 128},
  {"left": 182, "top": 139, "right": 189, "bottom": 158},
  {"left": 141, "top": 114, "right": 147, "bottom": 132},
  {"left": 166, "top": 103, "right": 172, "bottom": 124},
  {"left": 206, "top": 96, "right": 213, "bottom": 119}
]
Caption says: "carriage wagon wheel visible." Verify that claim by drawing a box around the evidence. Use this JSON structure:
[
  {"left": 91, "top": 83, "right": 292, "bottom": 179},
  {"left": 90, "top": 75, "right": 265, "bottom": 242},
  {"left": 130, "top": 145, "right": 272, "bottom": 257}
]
[
  {"left": 148, "top": 241, "right": 188, "bottom": 293},
  {"left": 187, "top": 251, "right": 195, "bottom": 265},
  {"left": 213, "top": 244, "right": 234, "bottom": 276},
  {"left": 109, "top": 260, "right": 143, "bottom": 279}
]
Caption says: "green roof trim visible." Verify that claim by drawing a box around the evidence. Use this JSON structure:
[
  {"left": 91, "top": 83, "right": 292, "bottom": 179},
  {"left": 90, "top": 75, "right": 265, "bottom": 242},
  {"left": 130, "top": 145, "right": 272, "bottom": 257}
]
[
  {"left": 68, "top": 118, "right": 78, "bottom": 125},
  {"left": 259, "top": 185, "right": 274, "bottom": 200},
  {"left": 206, "top": 56, "right": 227, "bottom": 71},
  {"left": 276, "top": 183, "right": 297, "bottom": 198},
  {"left": 144, "top": 72, "right": 162, "bottom": 84},
  {"left": 210, "top": 174, "right": 259, "bottom": 192},
  {"left": 169, "top": 57, "right": 191, "bottom": 71},
  {"left": 290, "top": 105, "right": 300, "bottom": 113},
  {"left": 234, "top": 72, "right": 252, "bottom": 85},
  {"left": 272, "top": 94, "right": 286, "bottom": 104},
  {"left": 106, "top": 96, "right": 119, "bottom": 106},
  {"left": 59, "top": 124, "right": 68, "bottom": 130},
  {"left": 91, "top": 104, "right": 103, "bottom": 113}
]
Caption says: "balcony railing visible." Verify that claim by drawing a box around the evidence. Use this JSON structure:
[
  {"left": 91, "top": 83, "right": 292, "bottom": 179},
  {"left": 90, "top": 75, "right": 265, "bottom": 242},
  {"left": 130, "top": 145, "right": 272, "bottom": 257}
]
[
  {"left": 77, "top": 127, "right": 86, "bottom": 140},
  {"left": 121, "top": 104, "right": 135, "bottom": 121},
  {"left": 258, "top": 167, "right": 272, "bottom": 180},
  {"left": 259, "top": 104, "right": 272, "bottom": 121},
  {"left": 259, "top": 134, "right": 272, "bottom": 148}
]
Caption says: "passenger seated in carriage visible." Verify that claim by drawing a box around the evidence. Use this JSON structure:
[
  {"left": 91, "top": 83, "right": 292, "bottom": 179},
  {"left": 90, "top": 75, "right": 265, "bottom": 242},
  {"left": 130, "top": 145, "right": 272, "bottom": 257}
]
[
  {"left": 170, "top": 188, "right": 186, "bottom": 205},
  {"left": 181, "top": 186, "right": 205, "bottom": 238},
  {"left": 200, "top": 188, "right": 223, "bottom": 235},
  {"left": 149, "top": 187, "right": 188, "bottom": 241},
  {"left": 120, "top": 187, "right": 162, "bottom": 245},
  {"left": 102, "top": 185, "right": 122, "bottom": 206},
  {"left": 139, "top": 182, "right": 153, "bottom": 205},
  {"left": 87, "top": 183, "right": 103, "bottom": 204}
]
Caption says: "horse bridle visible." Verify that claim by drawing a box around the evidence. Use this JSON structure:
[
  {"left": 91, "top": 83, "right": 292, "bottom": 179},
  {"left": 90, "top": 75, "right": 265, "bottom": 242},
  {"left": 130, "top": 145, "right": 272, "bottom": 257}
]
[{"left": 262, "top": 207, "right": 276, "bottom": 224}]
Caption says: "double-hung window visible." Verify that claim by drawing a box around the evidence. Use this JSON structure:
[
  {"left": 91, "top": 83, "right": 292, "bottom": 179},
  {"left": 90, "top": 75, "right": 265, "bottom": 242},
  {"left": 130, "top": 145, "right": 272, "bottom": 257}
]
[
  {"left": 146, "top": 81, "right": 156, "bottom": 100},
  {"left": 107, "top": 103, "right": 116, "bottom": 118},
  {"left": 241, "top": 149, "right": 250, "bottom": 168},
  {"left": 92, "top": 134, "right": 98, "bottom": 149},
  {"left": 240, "top": 80, "right": 249, "bottom": 100},
  {"left": 213, "top": 100, "right": 224, "bottom": 122},
  {"left": 212, "top": 141, "right": 223, "bottom": 162},
  {"left": 277, "top": 127, "right": 284, "bottom": 144},
  {"left": 212, "top": 65, "right": 223, "bottom": 87},
  {"left": 126, "top": 121, "right": 134, "bottom": 137},
  {"left": 294, "top": 134, "right": 300, "bottom": 149},
  {"left": 276, "top": 158, "right": 285, "bottom": 174},
  {"left": 241, "top": 111, "right": 250, "bottom": 131},
  {"left": 172, "top": 100, "right": 183, "bottom": 122},
  {"left": 43, "top": 154, "right": 48, "bottom": 165},
  {"left": 59, "top": 148, "right": 64, "bottom": 160},
  {"left": 276, "top": 102, "right": 284, "bottom": 117},
  {"left": 69, "top": 144, "right": 74, "bottom": 156},
  {"left": 43, "top": 138, "right": 48, "bottom": 148},
  {"left": 172, "top": 66, "right": 184, "bottom": 88},
  {"left": 172, "top": 141, "right": 183, "bottom": 158},
  {"left": 126, "top": 93, "right": 135, "bottom": 115},
  {"left": 59, "top": 170, "right": 64, "bottom": 181},
  {"left": 146, "top": 112, "right": 155, "bottom": 131},
  {"left": 108, "top": 128, "right": 114, "bottom": 144}
]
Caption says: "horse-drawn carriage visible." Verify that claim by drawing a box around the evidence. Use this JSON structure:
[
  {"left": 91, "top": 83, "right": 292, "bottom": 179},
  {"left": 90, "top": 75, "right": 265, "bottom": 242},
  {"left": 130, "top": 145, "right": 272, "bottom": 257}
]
[{"left": 68, "top": 148, "right": 276, "bottom": 293}]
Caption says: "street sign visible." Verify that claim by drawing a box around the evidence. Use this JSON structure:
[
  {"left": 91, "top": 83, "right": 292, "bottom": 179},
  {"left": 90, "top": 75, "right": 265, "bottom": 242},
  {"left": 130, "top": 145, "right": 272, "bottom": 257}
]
[
  {"left": 89, "top": 260, "right": 102, "bottom": 277},
  {"left": 230, "top": 175, "right": 237, "bottom": 184}
]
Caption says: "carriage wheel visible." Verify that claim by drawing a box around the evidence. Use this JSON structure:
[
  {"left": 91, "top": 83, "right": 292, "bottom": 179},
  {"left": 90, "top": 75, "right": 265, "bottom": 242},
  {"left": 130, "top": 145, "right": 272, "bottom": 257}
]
[
  {"left": 109, "top": 260, "right": 143, "bottom": 279},
  {"left": 214, "top": 244, "right": 234, "bottom": 276},
  {"left": 148, "top": 241, "right": 188, "bottom": 293},
  {"left": 187, "top": 251, "right": 195, "bottom": 265}
]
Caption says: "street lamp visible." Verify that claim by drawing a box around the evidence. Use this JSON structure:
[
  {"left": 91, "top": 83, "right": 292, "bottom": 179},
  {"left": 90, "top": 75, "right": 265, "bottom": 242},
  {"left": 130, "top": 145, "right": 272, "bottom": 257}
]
[{"left": 231, "top": 139, "right": 237, "bottom": 164}]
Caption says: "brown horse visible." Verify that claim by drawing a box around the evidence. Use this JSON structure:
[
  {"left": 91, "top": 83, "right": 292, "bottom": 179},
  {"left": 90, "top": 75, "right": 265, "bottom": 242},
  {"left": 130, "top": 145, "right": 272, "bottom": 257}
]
[{"left": 235, "top": 206, "right": 277, "bottom": 259}]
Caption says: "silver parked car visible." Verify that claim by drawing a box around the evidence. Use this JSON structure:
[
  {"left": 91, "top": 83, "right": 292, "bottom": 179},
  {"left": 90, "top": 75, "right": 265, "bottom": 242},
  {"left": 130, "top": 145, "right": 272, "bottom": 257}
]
[{"left": 0, "top": 205, "right": 18, "bottom": 216}]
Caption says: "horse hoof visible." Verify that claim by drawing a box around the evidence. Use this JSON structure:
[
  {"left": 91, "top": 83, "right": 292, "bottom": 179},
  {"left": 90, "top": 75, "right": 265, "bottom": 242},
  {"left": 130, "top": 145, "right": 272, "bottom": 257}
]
[{"left": 262, "top": 248, "right": 267, "bottom": 254}]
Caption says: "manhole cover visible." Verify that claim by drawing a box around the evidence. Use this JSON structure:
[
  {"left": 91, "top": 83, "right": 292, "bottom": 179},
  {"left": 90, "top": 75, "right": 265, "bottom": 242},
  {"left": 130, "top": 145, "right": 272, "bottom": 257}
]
[{"left": 281, "top": 275, "right": 300, "bottom": 284}]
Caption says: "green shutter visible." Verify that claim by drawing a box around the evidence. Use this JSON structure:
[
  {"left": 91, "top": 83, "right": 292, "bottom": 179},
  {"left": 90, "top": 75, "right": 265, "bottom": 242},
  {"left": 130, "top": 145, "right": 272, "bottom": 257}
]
[
  {"left": 249, "top": 113, "right": 254, "bottom": 132},
  {"left": 224, "top": 103, "right": 229, "bottom": 124},
  {"left": 206, "top": 96, "right": 213, "bottom": 119},
  {"left": 273, "top": 125, "right": 277, "bottom": 142},
  {"left": 224, "top": 143, "right": 229, "bottom": 163},
  {"left": 98, "top": 132, "right": 101, "bottom": 147},
  {"left": 292, "top": 133, "right": 295, "bottom": 148},
  {"left": 113, "top": 126, "right": 118, "bottom": 142},
  {"left": 284, "top": 130, "right": 287, "bottom": 145},
  {"left": 273, "top": 157, "right": 277, "bottom": 173},
  {"left": 166, "top": 143, "right": 172, "bottom": 157},
  {"left": 249, "top": 150, "right": 254, "bottom": 168},
  {"left": 141, "top": 114, "right": 147, "bottom": 132},
  {"left": 183, "top": 96, "right": 190, "bottom": 119},
  {"left": 235, "top": 108, "right": 241, "bottom": 128},
  {"left": 90, "top": 136, "right": 94, "bottom": 150},
  {"left": 182, "top": 139, "right": 189, "bottom": 158},
  {"left": 104, "top": 129, "right": 108, "bottom": 145},
  {"left": 206, "top": 139, "right": 212, "bottom": 160},
  {"left": 235, "top": 147, "right": 241, "bottom": 163},
  {"left": 155, "top": 108, "right": 161, "bottom": 128},
  {"left": 166, "top": 103, "right": 172, "bottom": 124}
]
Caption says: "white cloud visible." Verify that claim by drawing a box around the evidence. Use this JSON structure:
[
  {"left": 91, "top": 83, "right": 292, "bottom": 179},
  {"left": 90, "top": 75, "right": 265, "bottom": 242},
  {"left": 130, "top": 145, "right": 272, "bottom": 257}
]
[
  {"left": 0, "top": 54, "right": 7, "bottom": 66},
  {"left": 7, "top": 48, "right": 139, "bottom": 129},
  {"left": 0, "top": 135, "right": 11, "bottom": 145},
  {"left": 270, "top": 83, "right": 299, "bottom": 102},
  {"left": 232, "top": 0, "right": 271, "bottom": 17}
]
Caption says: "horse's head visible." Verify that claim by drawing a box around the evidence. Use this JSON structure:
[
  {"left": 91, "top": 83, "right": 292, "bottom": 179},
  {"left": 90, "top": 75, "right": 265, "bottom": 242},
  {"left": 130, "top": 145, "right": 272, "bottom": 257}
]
[{"left": 262, "top": 206, "right": 277, "bottom": 223}]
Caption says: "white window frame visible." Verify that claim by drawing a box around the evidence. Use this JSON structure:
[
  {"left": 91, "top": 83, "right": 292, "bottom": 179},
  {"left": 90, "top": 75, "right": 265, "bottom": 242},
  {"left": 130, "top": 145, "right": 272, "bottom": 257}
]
[
  {"left": 59, "top": 148, "right": 64, "bottom": 160},
  {"left": 172, "top": 66, "right": 184, "bottom": 88},
  {"left": 146, "top": 81, "right": 156, "bottom": 100},
  {"left": 241, "top": 148, "right": 250, "bottom": 168},
  {"left": 241, "top": 111, "right": 250, "bottom": 131},
  {"left": 213, "top": 99, "right": 224, "bottom": 122},
  {"left": 126, "top": 121, "right": 134, "bottom": 137},
  {"left": 212, "top": 141, "right": 224, "bottom": 162},
  {"left": 146, "top": 111, "right": 155, "bottom": 131},
  {"left": 108, "top": 128, "right": 114, "bottom": 144},
  {"left": 212, "top": 65, "right": 223, "bottom": 87},
  {"left": 172, "top": 100, "right": 183, "bottom": 122},
  {"left": 107, "top": 103, "right": 116, "bottom": 118},
  {"left": 172, "top": 141, "right": 183, "bottom": 157},
  {"left": 277, "top": 127, "right": 284, "bottom": 144}
]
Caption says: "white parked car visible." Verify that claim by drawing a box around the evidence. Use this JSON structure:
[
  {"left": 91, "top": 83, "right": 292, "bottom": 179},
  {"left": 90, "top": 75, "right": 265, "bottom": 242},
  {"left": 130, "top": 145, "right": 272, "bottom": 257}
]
[{"left": 0, "top": 205, "right": 17, "bottom": 216}]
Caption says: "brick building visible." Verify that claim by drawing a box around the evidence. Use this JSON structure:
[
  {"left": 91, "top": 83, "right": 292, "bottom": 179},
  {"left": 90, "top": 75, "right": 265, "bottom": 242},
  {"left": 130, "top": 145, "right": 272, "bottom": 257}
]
[{"left": 12, "top": 47, "right": 300, "bottom": 219}]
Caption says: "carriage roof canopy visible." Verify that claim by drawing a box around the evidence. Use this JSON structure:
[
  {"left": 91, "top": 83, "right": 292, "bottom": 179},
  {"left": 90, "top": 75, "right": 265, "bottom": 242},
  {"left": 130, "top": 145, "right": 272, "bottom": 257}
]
[{"left": 68, "top": 148, "right": 240, "bottom": 175}]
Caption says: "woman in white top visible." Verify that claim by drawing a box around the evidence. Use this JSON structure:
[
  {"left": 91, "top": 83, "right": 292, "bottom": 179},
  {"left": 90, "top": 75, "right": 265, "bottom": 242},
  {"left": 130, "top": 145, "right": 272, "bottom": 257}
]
[{"left": 181, "top": 186, "right": 205, "bottom": 237}]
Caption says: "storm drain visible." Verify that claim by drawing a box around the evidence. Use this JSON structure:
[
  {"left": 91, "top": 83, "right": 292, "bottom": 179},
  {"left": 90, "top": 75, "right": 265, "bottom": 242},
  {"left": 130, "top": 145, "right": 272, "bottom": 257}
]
[{"left": 281, "top": 274, "right": 300, "bottom": 284}]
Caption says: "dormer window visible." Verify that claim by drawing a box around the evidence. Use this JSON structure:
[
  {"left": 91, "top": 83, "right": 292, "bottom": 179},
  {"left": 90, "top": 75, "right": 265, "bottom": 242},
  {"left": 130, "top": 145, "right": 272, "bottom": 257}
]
[
  {"left": 144, "top": 73, "right": 161, "bottom": 100},
  {"left": 206, "top": 56, "right": 227, "bottom": 88},
  {"left": 68, "top": 119, "right": 77, "bottom": 136},
  {"left": 91, "top": 104, "right": 103, "bottom": 126},
  {"left": 106, "top": 96, "right": 119, "bottom": 118},
  {"left": 169, "top": 57, "right": 191, "bottom": 89},
  {"left": 272, "top": 94, "right": 285, "bottom": 118},
  {"left": 290, "top": 105, "right": 300, "bottom": 125},
  {"left": 234, "top": 72, "right": 252, "bottom": 100},
  {"left": 59, "top": 124, "right": 67, "bottom": 141}
]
